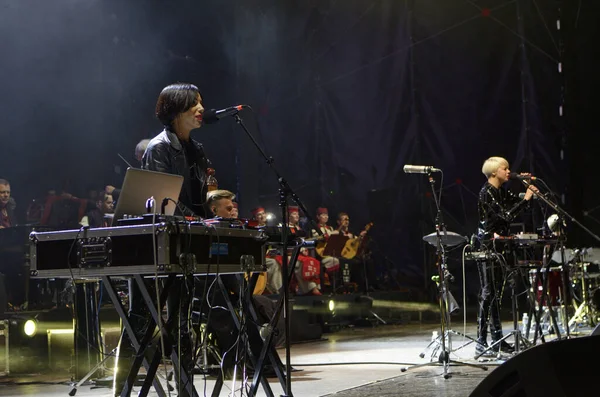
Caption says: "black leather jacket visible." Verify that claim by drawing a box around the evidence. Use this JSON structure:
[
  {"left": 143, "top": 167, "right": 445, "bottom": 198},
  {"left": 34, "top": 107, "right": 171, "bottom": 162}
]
[
  {"left": 477, "top": 182, "right": 528, "bottom": 241},
  {"left": 142, "top": 129, "right": 209, "bottom": 217}
]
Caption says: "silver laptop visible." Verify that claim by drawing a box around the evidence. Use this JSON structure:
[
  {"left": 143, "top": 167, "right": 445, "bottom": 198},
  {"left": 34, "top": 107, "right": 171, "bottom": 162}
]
[{"left": 111, "top": 168, "right": 184, "bottom": 225}]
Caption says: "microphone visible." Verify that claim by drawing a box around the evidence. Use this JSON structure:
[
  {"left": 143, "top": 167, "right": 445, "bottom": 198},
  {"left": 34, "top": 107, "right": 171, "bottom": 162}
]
[
  {"left": 510, "top": 173, "right": 537, "bottom": 181},
  {"left": 203, "top": 105, "right": 246, "bottom": 124},
  {"left": 518, "top": 192, "right": 538, "bottom": 200},
  {"left": 403, "top": 165, "right": 441, "bottom": 174}
]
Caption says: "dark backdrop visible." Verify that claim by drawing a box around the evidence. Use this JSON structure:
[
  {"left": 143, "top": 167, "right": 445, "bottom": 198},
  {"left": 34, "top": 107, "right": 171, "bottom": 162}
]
[{"left": 0, "top": 0, "right": 597, "bottom": 297}]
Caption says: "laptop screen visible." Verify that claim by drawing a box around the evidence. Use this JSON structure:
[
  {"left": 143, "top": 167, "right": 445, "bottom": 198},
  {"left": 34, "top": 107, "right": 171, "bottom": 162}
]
[{"left": 112, "top": 168, "right": 184, "bottom": 224}]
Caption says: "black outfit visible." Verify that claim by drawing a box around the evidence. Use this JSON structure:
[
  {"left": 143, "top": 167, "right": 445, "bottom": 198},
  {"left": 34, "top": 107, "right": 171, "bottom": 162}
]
[
  {"left": 84, "top": 208, "right": 107, "bottom": 228},
  {"left": 0, "top": 199, "right": 16, "bottom": 228},
  {"left": 476, "top": 181, "right": 528, "bottom": 350},
  {"left": 142, "top": 129, "right": 209, "bottom": 217},
  {"left": 114, "top": 128, "right": 209, "bottom": 397}
]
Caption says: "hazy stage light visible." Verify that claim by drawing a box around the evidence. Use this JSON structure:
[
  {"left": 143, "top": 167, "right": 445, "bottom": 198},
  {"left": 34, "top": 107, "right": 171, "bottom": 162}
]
[
  {"left": 24, "top": 319, "right": 37, "bottom": 337},
  {"left": 328, "top": 300, "right": 336, "bottom": 312}
]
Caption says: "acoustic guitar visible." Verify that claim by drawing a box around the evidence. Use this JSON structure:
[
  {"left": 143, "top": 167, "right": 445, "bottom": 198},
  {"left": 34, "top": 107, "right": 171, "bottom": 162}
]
[
  {"left": 341, "top": 222, "right": 374, "bottom": 259},
  {"left": 245, "top": 271, "right": 268, "bottom": 295},
  {"left": 313, "top": 234, "right": 328, "bottom": 257}
]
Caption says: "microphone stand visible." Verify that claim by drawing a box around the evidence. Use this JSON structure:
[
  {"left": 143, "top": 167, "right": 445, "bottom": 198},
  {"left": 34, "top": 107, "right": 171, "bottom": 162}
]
[
  {"left": 401, "top": 171, "right": 486, "bottom": 378},
  {"left": 518, "top": 179, "right": 600, "bottom": 244},
  {"left": 233, "top": 113, "right": 323, "bottom": 397},
  {"left": 518, "top": 178, "right": 600, "bottom": 337}
]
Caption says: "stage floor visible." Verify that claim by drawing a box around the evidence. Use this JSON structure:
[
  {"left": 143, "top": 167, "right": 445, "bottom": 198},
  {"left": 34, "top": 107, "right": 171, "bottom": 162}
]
[{"left": 0, "top": 322, "right": 592, "bottom": 397}]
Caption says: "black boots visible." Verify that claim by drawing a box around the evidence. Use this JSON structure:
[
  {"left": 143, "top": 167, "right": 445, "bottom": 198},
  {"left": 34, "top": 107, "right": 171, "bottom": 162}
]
[{"left": 491, "top": 330, "right": 514, "bottom": 354}]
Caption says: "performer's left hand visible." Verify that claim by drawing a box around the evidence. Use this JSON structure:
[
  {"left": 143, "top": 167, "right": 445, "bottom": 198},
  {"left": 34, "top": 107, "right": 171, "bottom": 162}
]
[{"left": 523, "top": 184, "right": 539, "bottom": 200}]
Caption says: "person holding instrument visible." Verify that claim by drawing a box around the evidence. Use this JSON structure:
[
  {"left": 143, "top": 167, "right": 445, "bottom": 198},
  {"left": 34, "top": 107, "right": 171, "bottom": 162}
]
[{"left": 475, "top": 156, "right": 538, "bottom": 356}]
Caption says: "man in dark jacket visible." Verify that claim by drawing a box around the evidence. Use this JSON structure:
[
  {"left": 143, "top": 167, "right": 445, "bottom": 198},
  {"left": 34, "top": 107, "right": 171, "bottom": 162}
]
[
  {"left": 80, "top": 191, "right": 114, "bottom": 228},
  {"left": 0, "top": 179, "right": 15, "bottom": 228}
]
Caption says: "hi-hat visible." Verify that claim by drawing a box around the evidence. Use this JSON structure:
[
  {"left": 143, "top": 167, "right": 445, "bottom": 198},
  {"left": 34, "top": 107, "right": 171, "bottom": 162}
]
[{"left": 423, "top": 231, "right": 467, "bottom": 247}]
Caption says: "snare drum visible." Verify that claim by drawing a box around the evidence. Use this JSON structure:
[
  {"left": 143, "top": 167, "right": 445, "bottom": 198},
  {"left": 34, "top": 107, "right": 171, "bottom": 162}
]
[{"left": 529, "top": 267, "right": 564, "bottom": 306}]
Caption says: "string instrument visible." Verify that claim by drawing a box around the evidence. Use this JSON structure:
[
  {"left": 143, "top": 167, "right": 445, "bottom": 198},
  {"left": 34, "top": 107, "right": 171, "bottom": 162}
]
[
  {"left": 314, "top": 233, "right": 329, "bottom": 257},
  {"left": 245, "top": 271, "right": 268, "bottom": 295},
  {"left": 341, "top": 222, "right": 374, "bottom": 259}
]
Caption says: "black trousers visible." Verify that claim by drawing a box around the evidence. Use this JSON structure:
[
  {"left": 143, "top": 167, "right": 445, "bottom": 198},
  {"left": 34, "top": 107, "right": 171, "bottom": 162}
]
[
  {"left": 476, "top": 259, "right": 505, "bottom": 343},
  {"left": 113, "top": 276, "right": 195, "bottom": 397}
]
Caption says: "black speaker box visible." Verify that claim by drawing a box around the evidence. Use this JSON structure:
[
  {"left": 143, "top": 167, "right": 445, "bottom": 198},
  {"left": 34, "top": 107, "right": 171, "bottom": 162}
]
[{"left": 470, "top": 335, "right": 600, "bottom": 397}]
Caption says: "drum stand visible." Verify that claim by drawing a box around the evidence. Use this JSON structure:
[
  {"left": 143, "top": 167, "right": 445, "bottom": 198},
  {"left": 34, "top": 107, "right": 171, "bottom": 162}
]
[
  {"left": 402, "top": 171, "right": 487, "bottom": 378},
  {"left": 568, "top": 261, "right": 597, "bottom": 331}
]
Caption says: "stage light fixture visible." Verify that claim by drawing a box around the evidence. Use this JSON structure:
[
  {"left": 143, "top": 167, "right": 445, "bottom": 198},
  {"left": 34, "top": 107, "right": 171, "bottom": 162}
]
[
  {"left": 23, "top": 319, "right": 37, "bottom": 337},
  {"left": 328, "top": 299, "right": 336, "bottom": 312}
]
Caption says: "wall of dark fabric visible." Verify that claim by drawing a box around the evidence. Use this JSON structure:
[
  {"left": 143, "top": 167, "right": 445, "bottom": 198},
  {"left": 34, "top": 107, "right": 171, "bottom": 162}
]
[{"left": 0, "top": 0, "right": 596, "bottom": 295}]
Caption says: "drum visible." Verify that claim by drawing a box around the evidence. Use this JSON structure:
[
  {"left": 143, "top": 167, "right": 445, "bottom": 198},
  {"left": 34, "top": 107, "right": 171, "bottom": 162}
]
[{"left": 529, "top": 267, "right": 564, "bottom": 306}]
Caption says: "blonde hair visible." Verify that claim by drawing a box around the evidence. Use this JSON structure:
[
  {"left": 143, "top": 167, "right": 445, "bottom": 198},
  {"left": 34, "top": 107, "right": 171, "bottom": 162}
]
[
  {"left": 206, "top": 189, "right": 236, "bottom": 207},
  {"left": 482, "top": 157, "right": 508, "bottom": 178}
]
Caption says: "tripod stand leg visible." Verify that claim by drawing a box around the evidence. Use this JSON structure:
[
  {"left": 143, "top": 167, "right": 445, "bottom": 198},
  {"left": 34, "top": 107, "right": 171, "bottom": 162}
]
[
  {"left": 69, "top": 347, "right": 118, "bottom": 396},
  {"left": 370, "top": 310, "right": 387, "bottom": 325}
]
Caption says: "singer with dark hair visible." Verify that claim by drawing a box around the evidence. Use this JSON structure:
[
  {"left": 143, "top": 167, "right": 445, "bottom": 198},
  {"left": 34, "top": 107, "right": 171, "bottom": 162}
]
[
  {"left": 475, "top": 156, "right": 537, "bottom": 356},
  {"left": 113, "top": 83, "right": 209, "bottom": 397},
  {"left": 142, "top": 82, "right": 209, "bottom": 217}
]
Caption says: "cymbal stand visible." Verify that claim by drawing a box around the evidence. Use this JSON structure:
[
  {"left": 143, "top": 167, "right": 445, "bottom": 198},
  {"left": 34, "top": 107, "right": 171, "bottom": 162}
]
[
  {"left": 402, "top": 171, "right": 487, "bottom": 378},
  {"left": 568, "top": 254, "right": 597, "bottom": 331}
]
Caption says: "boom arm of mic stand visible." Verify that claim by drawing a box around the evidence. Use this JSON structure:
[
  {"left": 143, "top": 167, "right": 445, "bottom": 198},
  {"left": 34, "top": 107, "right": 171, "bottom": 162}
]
[
  {"left": 233, "top": 114, "right": 324, "bottom": 238},
  {"left": 519, "top": 179, "right": 600, "bottom": 244},
  {"left": 234, "top": 112, "right": 322, "bottom": 396}
]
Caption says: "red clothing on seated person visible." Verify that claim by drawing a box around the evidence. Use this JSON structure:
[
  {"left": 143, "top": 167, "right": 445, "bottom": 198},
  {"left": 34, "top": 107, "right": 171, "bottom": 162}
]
[{"left": 275, "top": 254, "right": 320, "bottom": 282}]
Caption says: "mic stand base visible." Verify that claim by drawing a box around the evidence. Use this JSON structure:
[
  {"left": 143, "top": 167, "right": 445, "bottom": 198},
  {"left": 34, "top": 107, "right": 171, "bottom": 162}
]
[
  {"left": 420, "top": 329, "right": 482, "bottom": 360},
  {"left": 403, "top": 172, "right": 487, "bottom": 378},
  {"left": 401, "top": 355, "right": 488, "bottom": 380}
]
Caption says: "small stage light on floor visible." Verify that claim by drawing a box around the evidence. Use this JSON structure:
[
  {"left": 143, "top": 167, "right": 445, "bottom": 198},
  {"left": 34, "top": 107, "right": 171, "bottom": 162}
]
[
  {"left": 23, "top": 318, "right": 37, "bottom": 337},
  {"left": 8, "top": 315, "right": 40, "bottom": 338},
  {"left": 328, "top": 299, "right": 336, "bottom": 313}
]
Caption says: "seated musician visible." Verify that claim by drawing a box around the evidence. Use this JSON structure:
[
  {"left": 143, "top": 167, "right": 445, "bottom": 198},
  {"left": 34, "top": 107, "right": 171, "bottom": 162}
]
[
  {"left": 230, "top": 201, "right": 239, "bottom": 218},
  {"left": 287, "top": 206, "right": 303, "bottom": 233},
  {"left": 333, "top": 212, "right": 376, "bottom": 292},
  {"left": 0, "top": 179, "right": 16, "bottom": 228},
  {"left": 250, "top": 206, "right": 283, "bottom": 294},
  {"left": 281, "top": 206, "right": 320, "bottom": 295},
  {"left": 80, "top": 191, "right": 114, "bottom": 228},
  {"left": 206, "top": 189, "right": 236, "bottom": 217},
  {"left": 476, "top": 156, "right": 538, "bottom": 356},
  {"left": 252, "top": 206, "right": 268, "bottom": 227},
  {"left": 311, "top": 207, "right": 341, "bottom": 288}
]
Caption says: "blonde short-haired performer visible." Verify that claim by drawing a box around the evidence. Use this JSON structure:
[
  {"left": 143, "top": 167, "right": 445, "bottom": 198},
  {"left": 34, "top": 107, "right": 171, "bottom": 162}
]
[{"left": 475, "top": 156, "right": 537, "bottom": 356}]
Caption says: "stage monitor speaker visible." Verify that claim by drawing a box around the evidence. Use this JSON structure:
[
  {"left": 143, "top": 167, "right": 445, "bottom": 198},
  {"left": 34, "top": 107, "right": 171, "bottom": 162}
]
[{"left": 470, "top": 335, "right": 600, "bottom": 397}]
